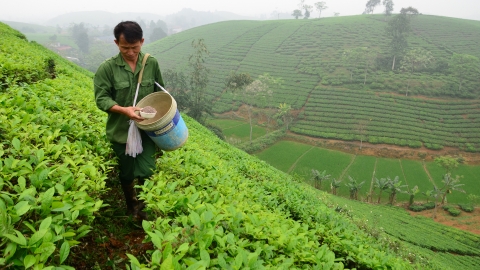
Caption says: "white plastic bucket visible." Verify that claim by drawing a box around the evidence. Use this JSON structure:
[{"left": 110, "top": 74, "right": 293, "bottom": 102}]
[{"left": 135, "top": 92, "right": 188, "bottom": 151}]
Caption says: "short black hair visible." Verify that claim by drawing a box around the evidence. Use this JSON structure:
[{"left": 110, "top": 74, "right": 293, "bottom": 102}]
[{"left": 114, "top": 21, "right": 143, "bottom": 43}]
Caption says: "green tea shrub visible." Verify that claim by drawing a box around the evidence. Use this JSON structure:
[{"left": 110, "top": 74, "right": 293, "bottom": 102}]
[
  {"left": 447, "top": 207, "right": 462, "bottom": 216},
  {"left": 423, "top": 202, "right": 436, "bottom": 210},
  {"left": 409, "top": 204, "right": 426, "bottom": 212},
  {"left": 458, "top": 204, "right": 474, "bottom": 213}
]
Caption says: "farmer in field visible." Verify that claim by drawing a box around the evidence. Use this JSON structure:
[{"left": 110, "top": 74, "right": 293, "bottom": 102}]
[{"left": 94, "top": 21, "right": 165, "bottom": 220}]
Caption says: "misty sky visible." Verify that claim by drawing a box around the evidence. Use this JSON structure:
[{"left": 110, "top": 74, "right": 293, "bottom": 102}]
[{"left": 1, "top": 0, "right": 479, "bottom": 22}]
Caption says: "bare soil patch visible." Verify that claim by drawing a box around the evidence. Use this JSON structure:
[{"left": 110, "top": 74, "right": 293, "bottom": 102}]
[{"left": 408, "top": 206, "right": 480, "bottom": 235}]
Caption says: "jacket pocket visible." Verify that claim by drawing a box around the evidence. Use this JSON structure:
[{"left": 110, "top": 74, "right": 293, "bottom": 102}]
[
  {"left": 138, "top": 78, "right": 155, "bottom": 100},
  {"left": 113, "top": 81, "right": 131, "bottom": 106}
]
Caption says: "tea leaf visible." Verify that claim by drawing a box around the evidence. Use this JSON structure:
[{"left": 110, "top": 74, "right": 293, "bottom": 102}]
[
  {"left": 160, "top": 254, "right": 173, "bottom": 270},
  {"left": 29, "top": 229, "right": 48, "bottom": 246},
  {"left": 39, "top": 216, "right": 52, "bottom": 231},
  {"left": 162, "top": 242, "right": 172, "bottom": 261},
  {"left": 23, "top": 254, "right": 36, "bottom": 269},
  {"left": 12, "top": 137, "right": 20, "bottom": 151},
  {"left": 59, "top": 241, "right": 70, "bottom": 264},
  {"left": 35, "top": 242, "right": 56, "bottom": 262},
  {"left": 14, "top": 201, "right": 31, "bottom": 216}
]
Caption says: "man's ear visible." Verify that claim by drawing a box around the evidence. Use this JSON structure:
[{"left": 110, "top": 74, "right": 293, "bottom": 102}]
[
  {"left": 140, "top": 38, "right": 145, "bottom": 45},
  {"left": 114, "top": 39, "right": 119, "bottom": 46}
]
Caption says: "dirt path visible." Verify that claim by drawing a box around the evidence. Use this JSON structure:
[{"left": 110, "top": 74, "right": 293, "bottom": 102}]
[
  {"left": 288, "top": 146, "right": 315, "bottom": 173},
  {"left": 368, "top": 158, "right": 378, "bottom": 203},
  {"left": 399, "top": 160, "right": 408, "bottom": 186},
  {"left": 422, "top": 161, "right": 437, "bottom": 187},
  {"left": 339, "top": 155, "right": 357, "bottom": 181}
]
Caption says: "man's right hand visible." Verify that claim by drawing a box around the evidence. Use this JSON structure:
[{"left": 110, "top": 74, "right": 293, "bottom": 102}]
[{"left": 109, "top": 105, "right": 145, "bottom": 121}]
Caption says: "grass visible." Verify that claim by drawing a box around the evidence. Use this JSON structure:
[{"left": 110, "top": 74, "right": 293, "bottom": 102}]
[
  {"left": 208, "top": 118, "right": 267, "bottom": 142},
  {"left": 254, "top": 140, "right": 312, "bottom": 172},
  {"left": 291, "top": 147, "right": 353, "bottom": 181}
]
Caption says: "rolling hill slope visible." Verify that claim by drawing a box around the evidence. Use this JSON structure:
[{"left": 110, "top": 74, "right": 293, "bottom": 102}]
[{"left": 146, "top": 15, "right": 480, "bottom": 152}]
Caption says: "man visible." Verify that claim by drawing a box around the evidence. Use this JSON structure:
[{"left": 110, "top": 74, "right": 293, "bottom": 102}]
[{"left": 94, "top": 21, "right": 164, "bottom": 220}]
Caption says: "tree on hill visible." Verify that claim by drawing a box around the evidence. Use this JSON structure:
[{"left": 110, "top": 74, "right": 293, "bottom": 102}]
[
  {"left": 298, "top": 0, "right": 313, "bottom": 19},
  {"left": 449, "top": 53, "right": 480, "bottom": 93},
  {"left": 226, "top": 72, "right": 280, "bottom": 140},
  {"left": 383, "top": 0, "right": 394, "bottom": 19},
  {"left": 187, "top": 39, "right": 211, "bottom": 124},
  {"left": 292, "top": 9, "right": 303, "bottom": 19},
  {"left": 434, "top": 155, "right": 460, "bottom": 174},
  {"left": 150, "top": 27, "right": 167, "bottom": 43},
  {"left": 275, "top": 103, "right": 294, "bottom": 130},
  {"left": 314, "top": 2, "right": 328, "bottom": 18},
  {"left": 156, "top": 19, "right": 168, "bottom": 33},
  {"left": 385, "top": 9, "right": 417, "bottom": 70},
  {"left": 354, "top": 119, "right": 369, "bottom": 149},
  {"left": 400, "top": 48, "right": 435, "bottom": 96},
  {"left": 365, "top": 0, "right": 381, "bottom": 14},
  {"left": 162, "top": 69, "right": 189, "bottom": 111},
  {"left": 400, "top": 6, "right": 419, "bottom": 17},
  {"left": 70, "top": 23, "right": 89, "bottom": 54}
]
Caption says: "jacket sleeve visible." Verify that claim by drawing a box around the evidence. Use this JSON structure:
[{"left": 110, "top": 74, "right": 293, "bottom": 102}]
[{"left": 94, "top": 63, "right": 118, "bottom": 112}]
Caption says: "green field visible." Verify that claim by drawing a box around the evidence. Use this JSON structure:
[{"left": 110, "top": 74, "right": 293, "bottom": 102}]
[
  {"left": 256, "top": 140, "right": 479, "bottom": 204},
  {"left": 147, "top": 15, "right": 480, "bottom": 152},
  {"left": 208, "top": 118, "right": 267, "bottom": 142},
  {"left": 254, "top": 140, "right": 312, "bottom": 172}
]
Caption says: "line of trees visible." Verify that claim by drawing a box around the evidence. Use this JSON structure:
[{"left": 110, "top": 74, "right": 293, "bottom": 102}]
[
  {"left": 292, "top": 1, "right": 328, "bottom": 19},
  {"left": 308, "top": 155, "right": 469, "bottom": 216}
]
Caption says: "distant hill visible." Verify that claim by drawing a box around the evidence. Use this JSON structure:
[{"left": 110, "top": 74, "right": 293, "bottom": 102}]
[
  {"left": 165, "top": 8, "right": 258, "bottom": 30},
  {"left": 45, "top": 10, "right": 164, "bottom": 28},
  {"left": 146, "top": 15, "right": 480, "bottom": 152},
  {"left": 0, "top": 20, "right": 56, "bottom": 34},
  {"left": 44, "top": 9, "right": 258, "bottom": 32}
]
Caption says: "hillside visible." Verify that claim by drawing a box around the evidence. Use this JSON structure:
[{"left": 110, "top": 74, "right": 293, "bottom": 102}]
[
  {"left": 2, "top": 22, "right": 480, "bottom": 269},
  {"left": 145, "top": 15, "right": 480, "bottom": 152}
]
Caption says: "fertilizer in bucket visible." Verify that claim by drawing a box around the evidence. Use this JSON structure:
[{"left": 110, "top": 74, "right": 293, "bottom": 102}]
[{"left": 135, "top": 92, "right": 188, "bottom": 151}]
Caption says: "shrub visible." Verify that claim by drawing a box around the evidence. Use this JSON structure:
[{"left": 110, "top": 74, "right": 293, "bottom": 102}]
[
  {"left": 423, "top": 202, "right": 436, "bottom": 210},
  {"left": 458, "top": 204, "right": 474, "bottom": 213},
  {"left": 447, "top": 208, "right": 462, "bottom": 217},
  {"left": 409, "top": 204, "right": 426, "bottom": 212}
]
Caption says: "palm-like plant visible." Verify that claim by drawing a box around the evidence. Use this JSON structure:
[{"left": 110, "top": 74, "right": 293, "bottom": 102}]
[
  {"left": 440, "top": 173, "right": 465, "bottom": 205},
  {"left": 311, "top": 169, "right": 330, "bottom": 190},
  {"left": 331, "top": 178, "right": 342, "bottom": 195},
  {"left": 374, "top": 177, "right": 389, "bottom": 204},
  {"left": 406, "top": 185, "right": 419, "bottom": 206},
  {"left": 386, "top": 176, "right": 407, "bottom": 205},
  {"left": 345, "top": 176, "right": 365, "bottom": 200}
]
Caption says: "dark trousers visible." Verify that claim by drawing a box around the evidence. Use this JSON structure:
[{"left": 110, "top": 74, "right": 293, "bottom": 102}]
[{"left": 111, "top": 130, "right": 157, "bottom": 185}]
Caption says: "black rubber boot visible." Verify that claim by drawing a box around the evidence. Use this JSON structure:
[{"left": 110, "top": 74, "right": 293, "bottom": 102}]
[{"left": 120, "top": 181, "right": 138, "bottom": 217}]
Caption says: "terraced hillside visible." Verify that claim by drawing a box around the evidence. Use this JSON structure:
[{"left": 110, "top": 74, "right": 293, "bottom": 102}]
[{"left": 146, "top": 15, "right": 480, "bottom": 152}]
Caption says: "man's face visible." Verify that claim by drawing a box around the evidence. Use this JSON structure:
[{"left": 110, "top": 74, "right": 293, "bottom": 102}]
[{"left": 115, "top": 34, "right": 144, "bottom": 62}]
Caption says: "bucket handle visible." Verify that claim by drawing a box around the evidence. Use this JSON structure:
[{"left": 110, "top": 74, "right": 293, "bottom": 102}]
[{"left": 154, "top": 82, "right": 172, "bottom": 96}]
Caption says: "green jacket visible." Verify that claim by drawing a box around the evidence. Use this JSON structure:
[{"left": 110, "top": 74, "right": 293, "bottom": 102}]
[{"left": 94, "top": 51, "right": 165, "bottom": 143}]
